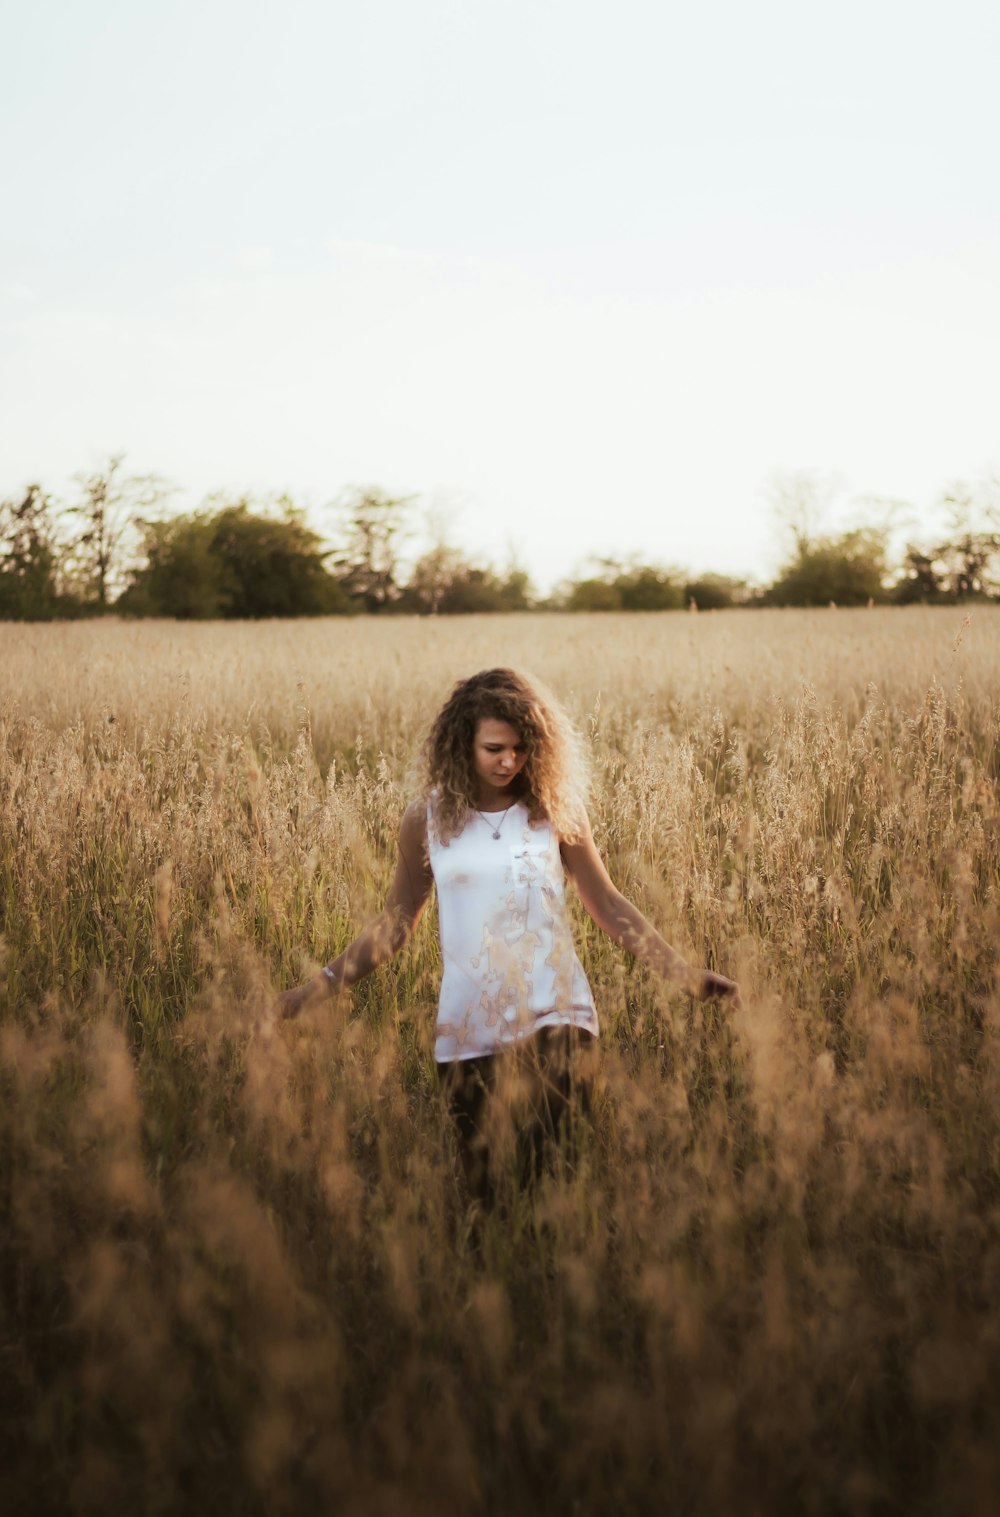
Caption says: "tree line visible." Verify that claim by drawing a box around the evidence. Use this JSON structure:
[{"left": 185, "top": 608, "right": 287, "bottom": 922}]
[{"left": 1, "top": 457, "right": 998, "bottom": 620}]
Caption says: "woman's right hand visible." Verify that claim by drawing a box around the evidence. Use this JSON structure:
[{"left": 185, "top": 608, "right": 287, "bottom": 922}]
[{"left": 275, "top": 975, "right": 330, "bottom": 1021}]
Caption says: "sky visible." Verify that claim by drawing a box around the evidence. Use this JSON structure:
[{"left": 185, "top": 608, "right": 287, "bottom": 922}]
[{"left": 2, "top": 0, "right": 999, "bottom": 590}]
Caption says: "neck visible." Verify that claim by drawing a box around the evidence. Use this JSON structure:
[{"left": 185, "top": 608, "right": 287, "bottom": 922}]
[{"left": 474, "top": 791, "right": 520, "bottom": 813}]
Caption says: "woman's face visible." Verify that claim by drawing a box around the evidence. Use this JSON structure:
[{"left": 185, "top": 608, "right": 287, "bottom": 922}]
[{"left": 471, "top": 718, "right": 527, "bottom": 805}]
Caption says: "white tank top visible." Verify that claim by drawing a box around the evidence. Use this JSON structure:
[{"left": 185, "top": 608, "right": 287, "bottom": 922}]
[{"left": 427, "top": 798, "right": 599, "bottom": 1061}]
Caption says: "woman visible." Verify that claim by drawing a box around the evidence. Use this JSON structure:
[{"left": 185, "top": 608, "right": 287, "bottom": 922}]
[{"left": 278, "top": 668, "right": 740, "bottom": 1203}]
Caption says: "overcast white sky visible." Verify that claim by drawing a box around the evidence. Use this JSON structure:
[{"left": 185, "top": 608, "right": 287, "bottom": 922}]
[{"left": 2, "top": 0, "right": 998, "bottom": 589}]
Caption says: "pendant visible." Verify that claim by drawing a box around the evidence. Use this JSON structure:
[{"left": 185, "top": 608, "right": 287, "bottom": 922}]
[{"left": 492, "top": 830, "right": 501, "bottom": 840}]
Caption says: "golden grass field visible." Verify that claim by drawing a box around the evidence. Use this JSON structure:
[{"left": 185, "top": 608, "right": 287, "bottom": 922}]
[{"left": 2, "top": 607, "right": 999, "bottom": 1516}]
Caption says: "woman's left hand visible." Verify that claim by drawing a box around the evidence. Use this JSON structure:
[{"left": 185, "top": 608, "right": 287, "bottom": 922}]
[{"left": 698, "top": 970, "right": 742, "bottom": 1007}]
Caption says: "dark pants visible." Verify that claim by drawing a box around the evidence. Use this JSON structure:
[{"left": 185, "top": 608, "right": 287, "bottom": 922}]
[{"left": 437, "top": 1025, "right": 597, "bottom": 1207}]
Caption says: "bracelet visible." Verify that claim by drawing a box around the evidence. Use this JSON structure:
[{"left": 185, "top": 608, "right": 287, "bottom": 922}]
[{"left": 321, "top": 965, "right": 337, "bottom": 985}]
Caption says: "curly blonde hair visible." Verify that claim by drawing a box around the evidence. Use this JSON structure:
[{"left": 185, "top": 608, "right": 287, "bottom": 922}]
[{"left": 424, "top": 667, "right": 589, "bottom": 843}]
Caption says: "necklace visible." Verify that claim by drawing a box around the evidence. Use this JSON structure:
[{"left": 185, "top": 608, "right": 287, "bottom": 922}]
[{"left": 475, "top": 801, "right": 515, "bottom": 839}]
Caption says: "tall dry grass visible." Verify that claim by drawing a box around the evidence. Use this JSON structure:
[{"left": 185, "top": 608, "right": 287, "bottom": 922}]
[{"left": 2, "top": 608, "right": 1000, "bottom": 1516}]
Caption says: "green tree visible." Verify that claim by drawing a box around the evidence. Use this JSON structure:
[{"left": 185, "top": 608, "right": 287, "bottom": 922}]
[
  {"left": 400, "top": 548, "right": 536, "bottom": 615},
  {"left": 438, "top": 566, "right": 508, "bottom": 614},
  {"left": 936, "top": 530, "right": 1000, "bottom": 600},
  {"left": 615, "top": 565, "right": 684, "bottom": 611},
  {"left": 0, "top": 485, "right": 64, "bottom": 619},
  {"left": 894, "top": 479, "right": 1000, "bottom": 603},
  {"left": 766, "top": 527, "right": 889, "bottom": 606},
  {"left": 120, "top": 499, "right": 351, "bottom": 618},
  {"left": 118, "top": 514, "right": 232, "bottom": 619},
  {"left": 496, "top": 566, "right": 533, "bottom": 612},
  {"left": 399, "top": 544, "right": 468, "bottom": 615},
  {"left": 683, "top": 573, "right": 746, "bottom": 610},
  {"left": 207, "top": 501, "right": 348, "bottom": 617},
  {"left": 894, "top": 546, "right": 944, "bottom": 604},
  {"left": 563, "top": 558, "right": 683, "bottom": 612},
  {"left": 565, "top": 578, "right": 623, "bottom": 612},
  {"left": 66, "top": 455, "right": 172, "bottom": 609},
  {"left": 332, "top": 488, "right": 413, "bottom": 612}
]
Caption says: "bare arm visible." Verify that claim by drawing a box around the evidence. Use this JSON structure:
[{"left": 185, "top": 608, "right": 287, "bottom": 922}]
[
  {"left": 560, "top": 813, "right": 740, "bottom": 1004},
  {"left": 277, "top": 800, "right": 433, "bottom": 1019}
]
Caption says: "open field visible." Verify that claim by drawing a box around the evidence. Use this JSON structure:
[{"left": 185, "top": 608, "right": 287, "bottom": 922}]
[{"left": 2, "top": 608, "right": 1000, "bottom": 1516}]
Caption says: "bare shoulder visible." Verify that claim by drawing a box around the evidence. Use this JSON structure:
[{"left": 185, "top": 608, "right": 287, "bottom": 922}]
[
  {"left": 399, "top": 798, "right": 430, "bottom": 859},
  {"left": 558, "top": 805, "right": 597, "bottom": 853},
  {"left": 559, "top": 808, "right": 597, "bottom": 868}
]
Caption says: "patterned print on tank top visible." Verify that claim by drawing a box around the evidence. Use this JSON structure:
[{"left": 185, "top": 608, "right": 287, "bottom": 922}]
[{"left": 427, "top": 799, "right": 599, "bottom": 1061}]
